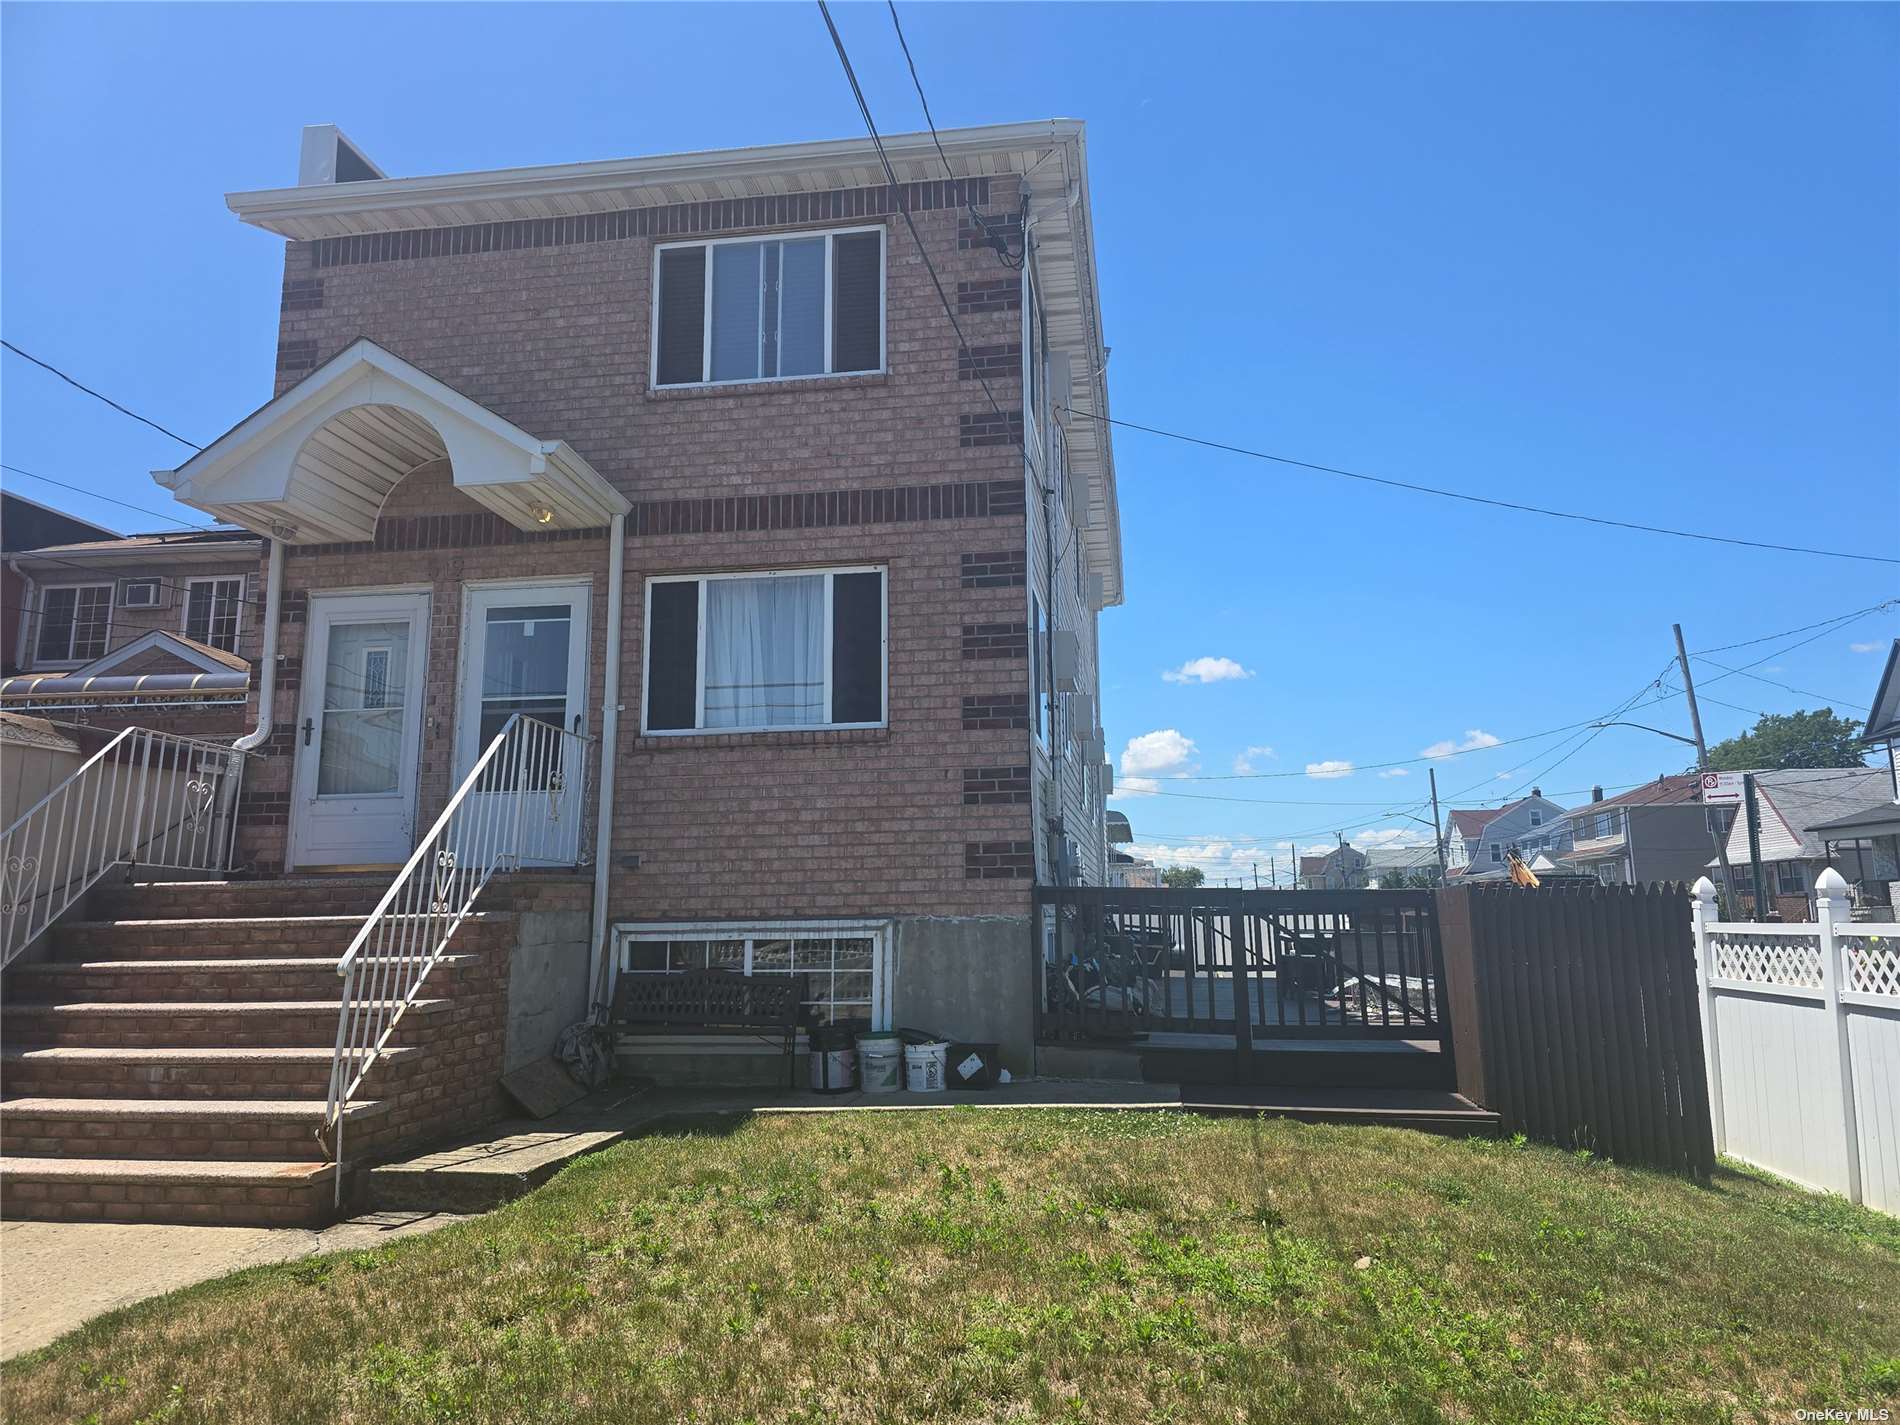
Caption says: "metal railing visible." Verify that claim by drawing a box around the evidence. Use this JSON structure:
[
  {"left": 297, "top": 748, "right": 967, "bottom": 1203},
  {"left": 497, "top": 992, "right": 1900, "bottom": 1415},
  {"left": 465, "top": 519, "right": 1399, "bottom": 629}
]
[
  {"left": 322, "top": 714, "right": 595, "bottom": 1193},
  {"left": 1, "top": 727, "right": 253, "bottom": 968}
]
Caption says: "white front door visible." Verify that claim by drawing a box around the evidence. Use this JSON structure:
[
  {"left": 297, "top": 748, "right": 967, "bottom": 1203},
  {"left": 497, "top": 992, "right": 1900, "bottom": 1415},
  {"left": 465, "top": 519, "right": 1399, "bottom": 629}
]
[
  {"left": 289, "top": 591, "right": 431, "bottom": 869},
  {"left": 455, "top": 581, "right": 592, "bottom": 867}
]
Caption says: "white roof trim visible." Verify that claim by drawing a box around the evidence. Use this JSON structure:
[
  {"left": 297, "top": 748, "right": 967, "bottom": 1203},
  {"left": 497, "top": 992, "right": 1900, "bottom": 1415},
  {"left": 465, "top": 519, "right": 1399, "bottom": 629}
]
[
  {"left": 229, "top": 121, "right": 1087, "bottom": 240},
  {"left": 151, "top": 339, "right": 629, "bottom": 544},
  {"left": 72, "top": 629, "right": 247, "bottom": 678}
]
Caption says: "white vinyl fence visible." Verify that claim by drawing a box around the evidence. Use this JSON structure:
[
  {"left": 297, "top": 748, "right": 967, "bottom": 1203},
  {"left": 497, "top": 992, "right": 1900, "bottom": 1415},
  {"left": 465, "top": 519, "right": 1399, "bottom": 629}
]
[{"left": 1692, "top": 870, "right": 1900, "bottom": 1212}]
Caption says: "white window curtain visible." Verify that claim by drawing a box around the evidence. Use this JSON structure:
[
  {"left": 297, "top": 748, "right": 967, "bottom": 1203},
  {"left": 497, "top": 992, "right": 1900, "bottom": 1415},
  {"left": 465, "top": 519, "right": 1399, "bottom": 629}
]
[{"left": 703, "top": 575, "right": 824, "bottom": 728}]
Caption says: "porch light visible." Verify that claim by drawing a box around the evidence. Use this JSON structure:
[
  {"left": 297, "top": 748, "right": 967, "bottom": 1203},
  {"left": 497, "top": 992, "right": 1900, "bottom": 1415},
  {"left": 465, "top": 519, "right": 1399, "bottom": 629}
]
[{"left": 532, "top": 505, "right": 555, "bottom": 524}]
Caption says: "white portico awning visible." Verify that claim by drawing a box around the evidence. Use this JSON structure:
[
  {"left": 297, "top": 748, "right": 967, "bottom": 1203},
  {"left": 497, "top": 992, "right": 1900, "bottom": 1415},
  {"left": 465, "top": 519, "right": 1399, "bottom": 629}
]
[{"left": 152, "top": 338, "right": 629, "bottom": 544}]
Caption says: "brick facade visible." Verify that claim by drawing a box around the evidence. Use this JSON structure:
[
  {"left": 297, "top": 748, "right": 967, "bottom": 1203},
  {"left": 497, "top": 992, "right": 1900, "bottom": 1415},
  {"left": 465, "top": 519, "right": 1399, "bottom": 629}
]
[{"left": 244, "top": 176, "right": 1048, "bottom": 920}]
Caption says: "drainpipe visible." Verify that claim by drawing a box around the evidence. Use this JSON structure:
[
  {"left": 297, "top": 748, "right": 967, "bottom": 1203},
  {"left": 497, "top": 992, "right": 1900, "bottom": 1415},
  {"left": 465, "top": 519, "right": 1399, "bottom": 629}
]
[
  {"left": 234, "top": 538, "right": 285, "bottom": 752},
  {"left": 586, "top": 511, "right": 626, "bottom": 1017}
]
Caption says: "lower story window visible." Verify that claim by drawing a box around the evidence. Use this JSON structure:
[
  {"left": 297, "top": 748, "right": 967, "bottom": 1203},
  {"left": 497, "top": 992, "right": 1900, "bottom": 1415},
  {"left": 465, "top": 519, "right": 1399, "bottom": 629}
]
[
  {"left": 614, "top": 921, "right": 891, "bottom": 1027},
  {"left": 644, "top": 566, "right": 886, "bottom": 733}
]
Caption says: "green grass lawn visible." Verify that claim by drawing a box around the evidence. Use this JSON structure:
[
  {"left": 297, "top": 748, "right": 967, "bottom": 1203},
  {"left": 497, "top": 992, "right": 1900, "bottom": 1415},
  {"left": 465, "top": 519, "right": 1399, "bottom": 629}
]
[{"left": 9, "top": 1110, "right": 1899, "bottom": 1424}]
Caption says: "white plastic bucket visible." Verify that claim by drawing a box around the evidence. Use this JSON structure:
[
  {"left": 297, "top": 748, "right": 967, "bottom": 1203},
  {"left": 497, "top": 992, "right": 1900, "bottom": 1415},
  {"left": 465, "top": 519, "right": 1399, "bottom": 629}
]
[
  {"left": 904, "top": 1041, "right": 948, "bottom": 1094},
  {"left": 857, "top": 1034, "right": 904, "bottom": 1094}
]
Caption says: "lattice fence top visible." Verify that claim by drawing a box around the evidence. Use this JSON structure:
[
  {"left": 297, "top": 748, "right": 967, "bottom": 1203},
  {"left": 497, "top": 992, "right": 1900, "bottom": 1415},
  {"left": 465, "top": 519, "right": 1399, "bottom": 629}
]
[
  {"left": 1843, "top": 929, "right": 1900, "bottom": 999},
  {"left": 1711, "top": 931, "right": 1822, "bottom": 989}
]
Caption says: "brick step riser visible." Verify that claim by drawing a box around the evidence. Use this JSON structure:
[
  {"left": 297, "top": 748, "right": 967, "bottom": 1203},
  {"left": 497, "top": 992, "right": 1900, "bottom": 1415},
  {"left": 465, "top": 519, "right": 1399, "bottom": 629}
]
[
  {"left": 56, "top": 925, "right": 367, "bottom": 959},
  {"left": 88, "top": 886, "right": 390, "bottom": 920},
  {"left": 1, "top": 1177, "right": 332, "bottom": 1227},
  {"left": 3, "top": 1007, "right": 446, "bottom": 1050},
  {"left": 11, "top": 962, "right": 479, "bottom": 1004},
  {"left": 3, "top": 1117, "right": 332, "bottom": 1163},
  {"left": 2, "top": 1054, "right": 427, "bottom": 1101}
]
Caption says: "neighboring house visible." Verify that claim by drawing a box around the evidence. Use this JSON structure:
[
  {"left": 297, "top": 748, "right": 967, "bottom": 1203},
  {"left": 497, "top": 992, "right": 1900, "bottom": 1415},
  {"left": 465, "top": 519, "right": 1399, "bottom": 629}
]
[
  {"left": 1, "top": 524, "right": 264, "bottom": 735},
  {"left": 1108, "top": 851, "right": 1160, "bottom": 888},
  {"left": 1713, "top": 766, "right": 1899, "bottom": 917},
  {"left": 1, "top": 492, "right": 116, "bottom": 672},
  {"left": 1558, "top": 775, "right": 1728, "bottom": 887},
  {"left": 1365, "top": 843, "right": 1441, "bottom": 887},
  {"left": 1443, "top": 789, "right": 1568, "bottom": 875},
  {"left": 1804, "top": 641, "right": 1900, "bottom": 911},
  {"left": 1299, "top": 843, "right": 1368, "bottom": 889}
]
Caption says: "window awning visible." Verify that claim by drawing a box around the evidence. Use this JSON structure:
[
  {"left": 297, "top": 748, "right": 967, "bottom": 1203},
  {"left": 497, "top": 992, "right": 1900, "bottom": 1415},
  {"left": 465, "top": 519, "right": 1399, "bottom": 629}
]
[{"left": 152, "top": 339, "right": 630, "bottom": 544}]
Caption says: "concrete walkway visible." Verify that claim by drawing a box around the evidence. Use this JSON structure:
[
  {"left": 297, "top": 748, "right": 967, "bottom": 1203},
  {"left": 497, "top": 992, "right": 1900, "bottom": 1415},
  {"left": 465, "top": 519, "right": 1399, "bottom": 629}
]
[{"left": 0, "top": 1208, "right": 466, "bottom": 1361}]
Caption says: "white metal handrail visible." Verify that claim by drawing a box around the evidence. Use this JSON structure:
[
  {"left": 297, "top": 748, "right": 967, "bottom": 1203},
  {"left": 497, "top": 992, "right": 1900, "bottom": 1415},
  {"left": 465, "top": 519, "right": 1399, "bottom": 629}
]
[
  {"left": 322, "top": 713, "right": 595, "bottom": 1191},
  {"left": 1, "top": 726, "right": 253, "bottom": 969}
]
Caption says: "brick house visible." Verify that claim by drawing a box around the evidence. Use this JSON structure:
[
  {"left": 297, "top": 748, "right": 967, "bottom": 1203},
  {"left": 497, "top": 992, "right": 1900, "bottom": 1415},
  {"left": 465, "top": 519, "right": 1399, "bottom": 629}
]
[
  {"left": 2, "top": 520, "right": 263, "bottom": 737},
  {"left": 0, "top": 119, "right": 1121, "bottom": 1223}
]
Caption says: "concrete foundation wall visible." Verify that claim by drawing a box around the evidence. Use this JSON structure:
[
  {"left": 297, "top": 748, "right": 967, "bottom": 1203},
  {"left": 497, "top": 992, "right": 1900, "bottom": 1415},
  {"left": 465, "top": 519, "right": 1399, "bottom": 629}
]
[
  {"left": 890, "top": 916, "right": 1034, "bottom": 1075},
  {"left": 503, "top": 903, "right": 593, "bottom": 1074}
]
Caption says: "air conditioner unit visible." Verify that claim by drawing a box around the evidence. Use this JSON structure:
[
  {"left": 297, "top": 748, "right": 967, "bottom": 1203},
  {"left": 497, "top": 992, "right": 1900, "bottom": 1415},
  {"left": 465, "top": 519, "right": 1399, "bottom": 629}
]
[
  {"left": 1051, "top": 630, "right": 1079, "bottom": 692},
  {"left": 1070, "top": 692, "right": 1096, "bottom": 731},
  {"left": 1065, "top": 467, "right": 1089, "bottom": 527},
  {"left": 119, "top": 579, "right": 162, "bottom": 609},
  {"left": 1086, "top": 573, "right": 1105, "bottom": 610},
  {"left": 1102, "top": 762, "right": 1115, "bottom": 797}
]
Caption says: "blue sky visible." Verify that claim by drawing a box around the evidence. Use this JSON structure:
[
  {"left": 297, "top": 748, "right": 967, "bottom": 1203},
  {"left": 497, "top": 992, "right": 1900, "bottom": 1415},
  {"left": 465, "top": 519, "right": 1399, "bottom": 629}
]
[{"left": 3, "top": 3, "right": 1896, "bottom": 880}]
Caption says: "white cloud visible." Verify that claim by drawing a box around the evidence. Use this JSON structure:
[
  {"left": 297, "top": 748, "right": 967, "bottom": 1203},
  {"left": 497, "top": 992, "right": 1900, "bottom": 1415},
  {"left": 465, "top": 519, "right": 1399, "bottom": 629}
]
[
  {"left": 1351, "top": 828, "right": 1434, "bottom": 850},
  {"left": 1305, "top": 760, "right": 1354, "bottom": 780},
  {"left": 1495, "top": 772, "right": 1515, "bottom": 782},
  {"left": 1378, "top": 767, "right": 1410, "bottom": 779},
  {"left": 1114, "top": 729, "right": 1197, "bottom": 797},
  {"left": 1233, "top": 744, "right": 1276, "bottom": 774},
  {"left": 1162, "top": 656, "right": 1255, "bottom": 685},
  {"left": 1421, "top": 729, "right": 1503, "bottom": 759},
  {"left": 1125, "top": 840, "right": 1277, "bottom": 884},
  {"left": 1850, "top": 641, "right": 1883, "bottom": 654}
]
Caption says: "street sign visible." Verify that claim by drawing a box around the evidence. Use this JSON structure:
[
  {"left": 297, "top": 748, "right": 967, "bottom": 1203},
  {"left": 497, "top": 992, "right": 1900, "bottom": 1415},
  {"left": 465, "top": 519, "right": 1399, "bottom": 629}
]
[{"left": 1700, "top": 771, "right": 1744, "bottom": 805}]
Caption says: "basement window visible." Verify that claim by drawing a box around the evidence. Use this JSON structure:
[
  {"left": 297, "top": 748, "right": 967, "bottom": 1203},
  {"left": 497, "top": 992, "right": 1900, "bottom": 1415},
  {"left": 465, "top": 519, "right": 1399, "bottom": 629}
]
[
  {"left": 642, "top": 566, "right": 886, "bottom": 734},
  {"left": 34, "top": 583, "right": 112, "bottom": 664},
  {"left": 613, "top": 921, "right": 891, "bottom": 1028},
  {"left": 652, "top": 227, "right": 884, "bottom": 387}
]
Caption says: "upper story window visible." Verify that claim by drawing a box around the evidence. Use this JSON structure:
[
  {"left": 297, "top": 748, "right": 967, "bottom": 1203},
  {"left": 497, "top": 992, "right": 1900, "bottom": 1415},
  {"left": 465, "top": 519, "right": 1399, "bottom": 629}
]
[
  {"left": 643, "top": 566, "right": 886, "bottom": 734},
  {"left": 1490, "top": 844, "right": 1503, "bottom": 863},
  {"left": 35, "top": 583, "right": 111, "bottom": 664},
  {"left": 184, "top": 576, "right": 244, "bottom": 653},
  {"left": 1529, "top": 809, "right": 1542, "bottom": 827},
  {"left": 652, "top": 227, "right": 884, "bottom": 388}
]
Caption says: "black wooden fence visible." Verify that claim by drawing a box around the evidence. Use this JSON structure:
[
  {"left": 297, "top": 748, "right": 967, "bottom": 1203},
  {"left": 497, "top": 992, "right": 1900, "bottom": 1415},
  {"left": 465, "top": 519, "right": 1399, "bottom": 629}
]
[
  {"left": 1034, "top": 884, "right": 1450, "bottom": 1047},
  {"left": 1437, "top": 882, "right": 1715, "bottom": 1179}
]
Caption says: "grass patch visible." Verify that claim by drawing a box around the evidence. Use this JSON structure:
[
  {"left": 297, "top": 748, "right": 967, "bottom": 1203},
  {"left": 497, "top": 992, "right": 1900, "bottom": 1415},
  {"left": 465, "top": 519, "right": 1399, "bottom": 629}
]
[{"left": 9, "top": 1108, "right": 1899, "bottom": 1423}]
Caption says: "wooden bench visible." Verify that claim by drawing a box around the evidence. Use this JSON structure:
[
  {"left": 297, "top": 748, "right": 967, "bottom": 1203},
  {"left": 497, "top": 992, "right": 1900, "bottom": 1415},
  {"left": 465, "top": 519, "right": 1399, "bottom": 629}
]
[{"left": 610, "top": 968, "right": 810, "bottom": 1087}]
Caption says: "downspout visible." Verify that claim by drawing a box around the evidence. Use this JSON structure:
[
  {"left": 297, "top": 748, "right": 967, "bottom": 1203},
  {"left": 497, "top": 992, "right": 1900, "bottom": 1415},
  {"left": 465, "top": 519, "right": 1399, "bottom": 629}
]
[
  {"left": 233, "top": 538, "right": 284, "bottom": 752},
  {"left": 586, "top": 511, "right": 626, "bottom": 1017}
]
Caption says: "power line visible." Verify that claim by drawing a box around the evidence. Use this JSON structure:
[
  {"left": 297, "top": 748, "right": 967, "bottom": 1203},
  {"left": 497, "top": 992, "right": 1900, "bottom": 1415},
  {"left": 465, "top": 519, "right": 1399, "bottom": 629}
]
[
  {"left": 1058, "top": 405, "right": 1900, "bottom": 567},
  {"left": 883, "top": 1, "right": 1025, "bottom": 271},
  {"left": 814, "top": 1, "right": 1015, "bottom": 432},
  {"left": 1690, "top": 600, "right": 1899, "bottom": 655},
  {"left": 1691, "top": 657, "right": 1868, "bottom": 712},
  {"left": 1, "top": 341, "right": 205, "bottom": 452},
  {"left": 1, "top": 464, "right": 217, "bottom": 532}
]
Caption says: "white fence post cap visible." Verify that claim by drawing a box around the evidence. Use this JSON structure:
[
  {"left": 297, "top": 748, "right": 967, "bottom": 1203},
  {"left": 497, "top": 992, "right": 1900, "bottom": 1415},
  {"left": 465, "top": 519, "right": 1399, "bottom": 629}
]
[
  {"left": 1815, "top": 867, "right": 1849, "bottom": 895},
  {"left": 1692, "top": 876, "right": 1718, "bottom": 899}
]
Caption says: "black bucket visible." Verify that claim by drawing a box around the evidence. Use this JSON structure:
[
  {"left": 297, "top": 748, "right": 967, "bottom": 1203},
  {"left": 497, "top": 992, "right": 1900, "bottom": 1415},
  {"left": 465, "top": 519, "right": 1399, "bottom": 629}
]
[{"left": 946, "top": 1042, "right": 1001, "bottom": 1090}]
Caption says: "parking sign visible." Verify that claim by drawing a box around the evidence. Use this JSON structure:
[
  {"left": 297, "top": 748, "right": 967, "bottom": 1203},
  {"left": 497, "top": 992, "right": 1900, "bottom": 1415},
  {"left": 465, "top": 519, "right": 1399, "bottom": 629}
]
[{"left": 1700, "top": 771, "right": 1744, "bottom": 805}]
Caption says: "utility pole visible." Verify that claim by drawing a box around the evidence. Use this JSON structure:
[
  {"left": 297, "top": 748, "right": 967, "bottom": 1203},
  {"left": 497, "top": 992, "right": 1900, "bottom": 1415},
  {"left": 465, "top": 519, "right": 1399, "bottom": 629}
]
[
  {"left": 1743, "top": 773, "right": 1771, "bottom": 918},
  {"left": 1251, "top": 862, "right": 1260, "bottom": 890},
  {"left": 1269, "top": 855, "right": 1277, "bottom": 889},
  {"left": 1673, "top": 622, "right": 1738, "bottom": 908},
  {"left": 1428, "top": 766, "right": 1448, "bottom": 882}
]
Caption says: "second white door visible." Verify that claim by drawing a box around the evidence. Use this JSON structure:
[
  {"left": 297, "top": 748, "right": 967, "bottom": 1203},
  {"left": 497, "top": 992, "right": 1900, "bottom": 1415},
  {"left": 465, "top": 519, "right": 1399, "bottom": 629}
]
[{"left": 455, "top": 581, "right": 592, "bottom": 867}]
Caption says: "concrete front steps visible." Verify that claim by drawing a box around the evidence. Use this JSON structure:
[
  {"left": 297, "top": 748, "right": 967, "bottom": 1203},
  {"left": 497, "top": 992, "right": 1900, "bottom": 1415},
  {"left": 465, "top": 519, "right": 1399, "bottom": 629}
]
[{"left": 0, "top": 877, "right": 496, "bottom": 1227}]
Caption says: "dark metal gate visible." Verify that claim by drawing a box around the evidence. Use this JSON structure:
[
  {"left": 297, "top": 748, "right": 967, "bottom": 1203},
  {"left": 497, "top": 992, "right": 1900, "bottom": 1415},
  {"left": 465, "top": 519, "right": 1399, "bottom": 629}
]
[{"left": 1033, "top": 885, "right": 1450, "bottom": 1054}]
